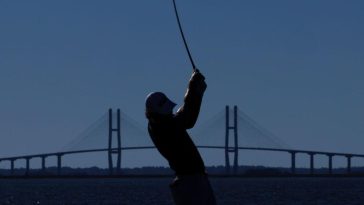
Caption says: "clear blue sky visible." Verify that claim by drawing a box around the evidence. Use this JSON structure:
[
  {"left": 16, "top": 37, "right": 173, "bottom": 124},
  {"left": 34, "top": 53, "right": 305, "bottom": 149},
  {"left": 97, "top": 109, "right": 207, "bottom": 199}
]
[{"left": 0, "top": 0, "right": 363, "bottom": 168}]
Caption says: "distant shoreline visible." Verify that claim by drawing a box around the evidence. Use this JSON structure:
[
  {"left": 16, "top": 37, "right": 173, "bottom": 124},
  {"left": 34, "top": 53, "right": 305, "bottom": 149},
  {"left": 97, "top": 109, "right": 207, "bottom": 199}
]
[
  {"left": 2, "top": 173, "right": 364, "bottom": 179},
  {"left": 2, "top": 165, "right": 364, "bottom": 178}
]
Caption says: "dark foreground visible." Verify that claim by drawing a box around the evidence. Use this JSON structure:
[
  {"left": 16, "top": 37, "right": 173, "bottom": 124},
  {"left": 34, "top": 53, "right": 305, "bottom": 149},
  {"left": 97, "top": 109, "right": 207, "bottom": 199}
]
[{"left": 0, "top": 177, "right": 363, "bottom": 205}]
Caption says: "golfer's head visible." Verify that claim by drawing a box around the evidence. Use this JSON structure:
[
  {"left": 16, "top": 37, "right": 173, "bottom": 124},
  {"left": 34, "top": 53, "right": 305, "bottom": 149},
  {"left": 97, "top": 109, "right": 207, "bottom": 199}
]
[{"left": 145, "top": 92, "right": 176, "bottom": 119}]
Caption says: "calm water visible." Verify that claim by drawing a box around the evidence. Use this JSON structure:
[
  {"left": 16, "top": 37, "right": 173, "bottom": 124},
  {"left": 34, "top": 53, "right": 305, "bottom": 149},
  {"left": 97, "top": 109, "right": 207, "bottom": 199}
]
[{"left": 0, "top": 177, "right": 363, "bottom": 205}]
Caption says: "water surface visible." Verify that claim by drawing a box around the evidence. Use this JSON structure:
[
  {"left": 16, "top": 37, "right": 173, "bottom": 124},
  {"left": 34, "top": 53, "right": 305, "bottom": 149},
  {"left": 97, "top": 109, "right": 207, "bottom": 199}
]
[{"left": 0, "top": 177, "right": 363, "bottom": 204}]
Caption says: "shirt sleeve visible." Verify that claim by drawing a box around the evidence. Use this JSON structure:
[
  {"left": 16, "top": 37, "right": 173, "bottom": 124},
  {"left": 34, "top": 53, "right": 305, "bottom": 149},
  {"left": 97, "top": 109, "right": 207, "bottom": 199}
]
[{"left": 174, "top": 84, "right": 204, "bottom": 129}]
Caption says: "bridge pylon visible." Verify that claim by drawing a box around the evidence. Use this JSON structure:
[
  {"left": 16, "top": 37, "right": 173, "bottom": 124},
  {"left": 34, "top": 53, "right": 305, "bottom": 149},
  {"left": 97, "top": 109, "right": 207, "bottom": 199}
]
[
  {"left": 225, "top": 105, "right": 239, "bottom": 175},
  {"left": 108, "top": 108, "right": 122, "bottom": 175}
]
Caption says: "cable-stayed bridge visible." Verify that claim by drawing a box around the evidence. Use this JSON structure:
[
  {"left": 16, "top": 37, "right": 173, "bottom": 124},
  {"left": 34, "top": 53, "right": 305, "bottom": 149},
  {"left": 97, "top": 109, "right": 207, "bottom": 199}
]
[{"left": 0, "top": 106, "right": 363, "bottom": 176}]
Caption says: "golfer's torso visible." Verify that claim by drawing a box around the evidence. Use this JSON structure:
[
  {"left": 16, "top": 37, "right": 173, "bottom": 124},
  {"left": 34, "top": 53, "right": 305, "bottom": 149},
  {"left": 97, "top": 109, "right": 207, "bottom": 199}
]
[{"left": 148, "top": 119, "right": 205, "bottom": 175}]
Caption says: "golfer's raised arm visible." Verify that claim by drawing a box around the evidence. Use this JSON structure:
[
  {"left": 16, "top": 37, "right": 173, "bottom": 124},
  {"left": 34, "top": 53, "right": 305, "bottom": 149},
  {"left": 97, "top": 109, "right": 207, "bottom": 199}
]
[{"left": 175, "top": 70, "right": 207, "bottom": 129}]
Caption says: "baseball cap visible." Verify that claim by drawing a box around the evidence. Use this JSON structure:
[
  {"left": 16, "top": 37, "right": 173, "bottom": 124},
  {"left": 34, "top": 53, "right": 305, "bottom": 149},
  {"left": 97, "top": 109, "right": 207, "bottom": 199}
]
[{"left": 145, "top": 92, "right": 176, "bottom": 115}]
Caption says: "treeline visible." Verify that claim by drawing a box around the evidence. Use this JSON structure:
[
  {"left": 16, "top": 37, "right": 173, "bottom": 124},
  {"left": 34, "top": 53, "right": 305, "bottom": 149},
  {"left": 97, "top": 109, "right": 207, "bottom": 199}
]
[{"left": 1, "top": 166, "right": 364, "bottom": 177}]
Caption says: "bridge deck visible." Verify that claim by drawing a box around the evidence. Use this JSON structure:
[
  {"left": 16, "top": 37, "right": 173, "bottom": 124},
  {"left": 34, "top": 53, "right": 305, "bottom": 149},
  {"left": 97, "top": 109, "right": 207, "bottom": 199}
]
[{"left": 1, "top": 146, "right": 364, "bottom": 161}]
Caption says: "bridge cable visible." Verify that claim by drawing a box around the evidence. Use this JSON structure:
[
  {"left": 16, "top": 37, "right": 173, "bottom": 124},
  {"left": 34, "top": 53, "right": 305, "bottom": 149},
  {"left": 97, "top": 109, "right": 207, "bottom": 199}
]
[{"left": 172, "top": 0, "right": 197, "bottom": 71}]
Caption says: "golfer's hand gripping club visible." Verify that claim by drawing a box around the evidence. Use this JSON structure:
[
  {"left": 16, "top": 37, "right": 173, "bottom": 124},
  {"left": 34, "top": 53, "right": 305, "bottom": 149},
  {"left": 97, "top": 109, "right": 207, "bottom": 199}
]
[{"left": 189, "top": 70, "right": 207, "bottom": 95}]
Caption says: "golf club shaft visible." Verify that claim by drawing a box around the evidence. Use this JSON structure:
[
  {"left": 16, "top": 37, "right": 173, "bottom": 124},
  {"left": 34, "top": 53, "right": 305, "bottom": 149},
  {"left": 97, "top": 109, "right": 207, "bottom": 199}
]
[{"left": 172, "top": 0, "right": 197, "bottom": 71}]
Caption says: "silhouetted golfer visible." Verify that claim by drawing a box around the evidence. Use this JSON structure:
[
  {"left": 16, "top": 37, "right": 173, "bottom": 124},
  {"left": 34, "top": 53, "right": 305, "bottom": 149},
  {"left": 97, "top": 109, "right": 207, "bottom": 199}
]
[{"left": 145, "top": 70, "right": 216, "bottom": 205}]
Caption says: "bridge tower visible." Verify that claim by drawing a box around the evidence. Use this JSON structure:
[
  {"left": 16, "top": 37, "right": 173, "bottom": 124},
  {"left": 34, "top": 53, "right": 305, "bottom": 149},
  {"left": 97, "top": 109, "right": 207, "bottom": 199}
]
[
  {"left": 225, "top": 105, "right": 239, "bottom": 175},
  {"left": 108, "top": 108, "right": 122, "bottom": 175}
]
